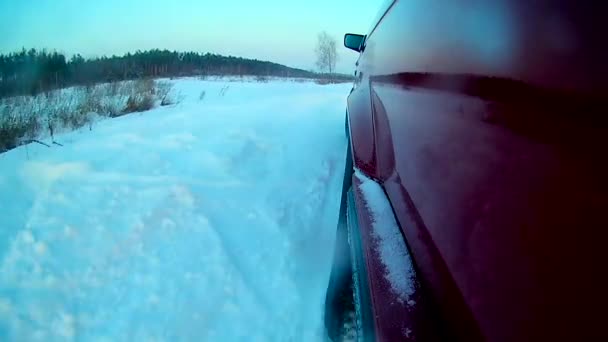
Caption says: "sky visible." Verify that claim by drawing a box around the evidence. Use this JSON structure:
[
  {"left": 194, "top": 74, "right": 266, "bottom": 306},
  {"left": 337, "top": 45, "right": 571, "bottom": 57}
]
[{"left": 0, "top": 0, "right": 382, "bottom": 74}]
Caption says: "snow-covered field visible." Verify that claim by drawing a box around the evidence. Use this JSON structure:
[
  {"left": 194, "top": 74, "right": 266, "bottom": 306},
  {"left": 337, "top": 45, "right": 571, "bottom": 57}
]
[{"left": 0, "top": 78, "right": 351, "bottom": 341}]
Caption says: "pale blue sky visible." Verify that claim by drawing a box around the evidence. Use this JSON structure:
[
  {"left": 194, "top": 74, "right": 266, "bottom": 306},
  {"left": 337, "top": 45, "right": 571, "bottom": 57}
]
[{"left": 0, "top": 0, "right": 381, "bottom": 73}]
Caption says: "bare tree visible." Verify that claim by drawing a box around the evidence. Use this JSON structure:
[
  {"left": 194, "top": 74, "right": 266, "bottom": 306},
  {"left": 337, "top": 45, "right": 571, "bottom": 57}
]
[{"left": 315, "top": 31, "right": 338, "bottom": 74}]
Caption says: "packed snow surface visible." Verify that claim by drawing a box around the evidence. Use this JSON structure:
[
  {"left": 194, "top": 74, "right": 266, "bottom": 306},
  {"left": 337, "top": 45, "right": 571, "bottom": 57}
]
[
  {"left": 0, "top": 78, "right": 351, "bottom": 341},
  {"left": 354, "top": 170, "right": 416, "bottom": 305}
]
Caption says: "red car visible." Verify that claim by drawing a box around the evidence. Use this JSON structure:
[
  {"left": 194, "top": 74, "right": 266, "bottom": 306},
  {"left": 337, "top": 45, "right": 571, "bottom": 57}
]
[{"left": 325, "top": 0, "right": 607, "bottom": 341}]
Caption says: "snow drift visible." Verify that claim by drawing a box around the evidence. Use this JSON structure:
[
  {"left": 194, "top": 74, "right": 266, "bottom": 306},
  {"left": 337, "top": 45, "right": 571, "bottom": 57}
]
[{"left": 0, "top": 78, "right": 351, "bottom": 341}]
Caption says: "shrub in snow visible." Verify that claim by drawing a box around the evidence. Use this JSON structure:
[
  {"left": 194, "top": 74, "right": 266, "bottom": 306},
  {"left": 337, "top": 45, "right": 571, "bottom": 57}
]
[
  {"left": 314, "top": 78, "right": 333, "bottom": 85},
  {"left": 157, "top": 81, "right": 174, "bottom": 106},
  {"left": 123, "top": 94, "right": 155, "bottom": 114},
  {"left": 121, "top": 79, "right": 172, "bottom": 113},
  {"left": 0, "top": 114, "right": 38, "bottom": 152},
  {"left": 0, "top": 79, "right": 174, "bottom": 153}
]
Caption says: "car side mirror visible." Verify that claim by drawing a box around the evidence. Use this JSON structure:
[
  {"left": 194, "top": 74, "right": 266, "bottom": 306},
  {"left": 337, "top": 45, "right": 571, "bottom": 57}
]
[{"left": 344, "top": 34, "right": 365, "bottom": 52}]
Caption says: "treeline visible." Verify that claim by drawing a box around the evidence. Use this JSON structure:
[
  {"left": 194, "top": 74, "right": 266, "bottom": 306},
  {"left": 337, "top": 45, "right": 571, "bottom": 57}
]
[{"left": 0, "top": 48, "right": 323, "bottom": 98}]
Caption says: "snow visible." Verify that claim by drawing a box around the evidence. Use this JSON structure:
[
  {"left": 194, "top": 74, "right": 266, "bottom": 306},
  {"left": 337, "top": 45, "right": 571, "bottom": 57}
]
[
  {"left": 354, "top": 170, "right": 417, "bottom": 305},
  {"left": 0, "top": 78, "right": 351, "bottom": 341}
]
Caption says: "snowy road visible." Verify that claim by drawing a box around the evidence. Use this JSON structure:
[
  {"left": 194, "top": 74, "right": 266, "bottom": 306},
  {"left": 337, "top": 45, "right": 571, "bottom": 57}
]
[{"left": 0, "top": 79, "right": 351, "bottom": 341}]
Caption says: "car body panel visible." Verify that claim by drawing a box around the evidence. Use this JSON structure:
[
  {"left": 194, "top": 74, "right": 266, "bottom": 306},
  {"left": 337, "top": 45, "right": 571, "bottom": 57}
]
[
  {"left": 360, "top": 0, "right": 606, "bottom": 95},
  {"left": 347, "top": 82, "right": 376, "bottom": 177},
  {"left": 345, "top": 0, "right": 608, "bottom": 341},
  {"left": 372, "top": 83, "right": 608, "bottom": 341},
  {"left": 351, "top": 172, "right": 445, "bottom": 341}
]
